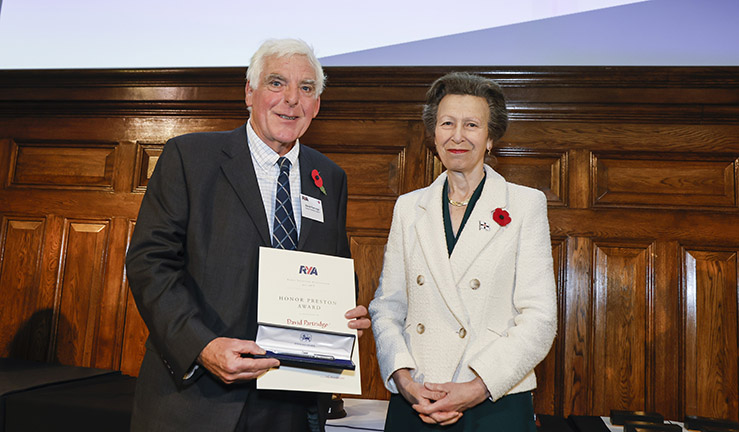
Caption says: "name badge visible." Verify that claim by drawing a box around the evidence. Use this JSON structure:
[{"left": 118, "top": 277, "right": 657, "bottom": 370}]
[{"left": 300, "top": 194, "right": 324, "bottom": 223}]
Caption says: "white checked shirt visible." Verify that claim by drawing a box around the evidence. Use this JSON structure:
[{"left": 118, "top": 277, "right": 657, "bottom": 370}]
[{"left": 246, "top": 121, "right": 302, "bottom": 238}]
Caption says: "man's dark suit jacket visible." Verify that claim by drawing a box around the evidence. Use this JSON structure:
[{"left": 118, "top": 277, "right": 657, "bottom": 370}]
[{"left": 125, "top": 124, "right": 350, "bottom": 431}]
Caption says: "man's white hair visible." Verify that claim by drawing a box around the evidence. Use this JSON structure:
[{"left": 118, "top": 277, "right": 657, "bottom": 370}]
[{"left": 246, "top": 38, "right": 325, "bottom": 96}]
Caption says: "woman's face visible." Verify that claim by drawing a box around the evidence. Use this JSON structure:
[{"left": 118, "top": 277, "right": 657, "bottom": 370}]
[{"left": 434, "top": 94, "right": 493, "bottom": 176}]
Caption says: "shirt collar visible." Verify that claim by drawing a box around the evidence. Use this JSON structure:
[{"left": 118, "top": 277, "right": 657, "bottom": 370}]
[{"left": 246, "top": 120, "right": 300, "bottom": 170}]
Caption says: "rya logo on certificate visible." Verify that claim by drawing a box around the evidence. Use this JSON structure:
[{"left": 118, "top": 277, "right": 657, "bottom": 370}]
[{"left": 299, "top": 265, "right": 319, "bottom": 276}]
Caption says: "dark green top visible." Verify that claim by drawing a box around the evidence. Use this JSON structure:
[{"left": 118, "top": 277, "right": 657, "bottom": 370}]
[{"left": 443, "top": 172, "right": 486, "bottom": 256}]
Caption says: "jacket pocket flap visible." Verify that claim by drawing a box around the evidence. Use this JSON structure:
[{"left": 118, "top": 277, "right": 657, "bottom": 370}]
[{"left": 486, "top": 314, "right": 512, "bottom": 336}]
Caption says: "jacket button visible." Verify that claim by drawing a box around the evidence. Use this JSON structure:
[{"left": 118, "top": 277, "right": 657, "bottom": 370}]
[
  {"left": 470, "top": 279, "right": 480, "bottom": 290},
  {"left": 416, "top": 323, "right": 425, "bottom": 334},
  {"left": 417, "top": 275, "right": 425, "bottom": 285},
  {"left": 459, "top": 328, "right": 467, "bottom": 338}
]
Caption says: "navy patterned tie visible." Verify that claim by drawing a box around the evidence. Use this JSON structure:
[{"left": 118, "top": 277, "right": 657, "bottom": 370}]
[{"left": 272, "top": 157, "right": 298, "bottom": 250}]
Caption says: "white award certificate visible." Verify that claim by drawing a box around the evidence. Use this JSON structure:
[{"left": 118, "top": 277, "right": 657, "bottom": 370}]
[{"left": 256, "top": 247, "right": 361, "bottom": 394}]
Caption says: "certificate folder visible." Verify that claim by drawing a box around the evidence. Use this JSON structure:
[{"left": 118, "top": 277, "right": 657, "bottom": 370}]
[
  {"left": 255, "top": 247, "right": 361, "bottom": 394},
  {"left": 255, "top": 324, "right": 356, "bottom": 370}
]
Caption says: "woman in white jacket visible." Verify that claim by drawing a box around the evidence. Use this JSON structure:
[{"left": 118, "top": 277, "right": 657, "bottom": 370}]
[{"left": 369, "top": 72, "right": 557, "bottom": 431}]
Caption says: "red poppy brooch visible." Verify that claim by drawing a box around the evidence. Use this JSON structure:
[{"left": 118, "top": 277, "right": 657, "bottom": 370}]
[
  {"left": 311, "top": 169, "right": 327, "bottom": 195},
  {"left": 493, "top": 208, "right": 511, "bottom": 226}
]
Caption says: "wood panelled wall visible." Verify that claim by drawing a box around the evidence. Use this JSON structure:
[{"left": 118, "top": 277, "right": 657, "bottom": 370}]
[{"left": 1, "top": 67, "right": 738, "bottom": 421}]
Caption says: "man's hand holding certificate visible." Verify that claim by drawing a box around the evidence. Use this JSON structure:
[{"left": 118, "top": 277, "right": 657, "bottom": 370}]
[{"left": 256, "top": 247, "right": 362, "bottom": 394}]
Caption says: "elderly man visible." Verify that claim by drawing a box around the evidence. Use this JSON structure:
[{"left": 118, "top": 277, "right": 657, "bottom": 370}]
[{"left": 126, "top": 39, "right": 370, "bottom": 432}]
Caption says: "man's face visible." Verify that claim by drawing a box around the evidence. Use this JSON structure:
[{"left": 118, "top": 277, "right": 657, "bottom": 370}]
[{"left": 245, "top": 54, "right": 321, "bottom": 155}]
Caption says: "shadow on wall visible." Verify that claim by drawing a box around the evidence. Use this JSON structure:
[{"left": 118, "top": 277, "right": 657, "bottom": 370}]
[{"left": 6, "top": 309, "right": 71, "bottom": 364}]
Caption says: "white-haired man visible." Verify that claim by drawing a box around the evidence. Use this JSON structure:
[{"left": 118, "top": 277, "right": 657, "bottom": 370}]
[{"left": 126, "top": 38, "right": 369, "bottom": 432}]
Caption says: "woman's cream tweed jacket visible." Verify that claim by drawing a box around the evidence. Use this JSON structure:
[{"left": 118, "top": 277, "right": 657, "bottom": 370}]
[{"left": 369, "top": 165, "right": 557, "bottom": 401}]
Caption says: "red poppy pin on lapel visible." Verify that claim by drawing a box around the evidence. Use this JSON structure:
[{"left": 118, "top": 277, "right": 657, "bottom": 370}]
[
  {"left": 311, "top": 169, "right": 327, "bottom": 195},
  {"left": 493, "top": 208, "right": 511, "bottom": 226}
]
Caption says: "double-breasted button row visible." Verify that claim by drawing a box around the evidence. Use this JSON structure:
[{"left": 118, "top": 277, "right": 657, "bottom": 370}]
[
  {"left": 416, "top": 275, "right": 480, "bottom": 289},
  {"left": 417, "top": 275, "right": 479, "bottom": 290},
  {"left": 414, "top": 323, "right": 466, "bottom": 338}
]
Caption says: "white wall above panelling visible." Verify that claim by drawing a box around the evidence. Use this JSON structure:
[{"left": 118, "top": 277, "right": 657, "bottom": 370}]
[{"left": 0, "top": 0, "right": 737, "bottom": 68}]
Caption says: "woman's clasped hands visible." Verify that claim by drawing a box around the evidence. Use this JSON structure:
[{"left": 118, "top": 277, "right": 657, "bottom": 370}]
[{"left": 392, "top": 369, "right": 490, "bottom": 426}]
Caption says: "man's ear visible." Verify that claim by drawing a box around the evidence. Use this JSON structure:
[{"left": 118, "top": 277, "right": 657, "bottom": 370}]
[
  {"left": 245, "top": 81, "right": 254, "bottom": 107},
  {"left": 311, "top": 97, "right": 321, "bottom": 119}
]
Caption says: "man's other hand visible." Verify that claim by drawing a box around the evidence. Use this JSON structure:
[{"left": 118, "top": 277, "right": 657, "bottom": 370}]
[{"left": 345, "top": 305, "right": 371, "bottom": 337}]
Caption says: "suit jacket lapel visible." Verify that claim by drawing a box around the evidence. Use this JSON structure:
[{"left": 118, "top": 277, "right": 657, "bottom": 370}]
[
  {"left": 449, "top": 165, "right": 508, "bottom": 284},
  {"left": 415, "top": 173, "right": 468, "bottom": 326},
  {"left": 297, "top": 148, "right": 316, "bottom": 250},
  {"left": 220, "top": 125, "right": 271, "bottom": 246}
]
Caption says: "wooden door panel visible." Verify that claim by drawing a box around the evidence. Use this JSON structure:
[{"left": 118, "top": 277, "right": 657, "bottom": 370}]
[
  {"left": 133, "top": 144, "right": 162, "bottom": 192},
  {"left": 495, "top": 149, "right": 568, "bottom": 206},
  {"left": 349, "top": 234, "right": 391, "bottom": 400},
  {"left": 54, "top": 221, "right": 110, "bottom": 366},
  {"left": 683, "top": 248, "right": 739, "bottom": 420},
  {"left": 10, "top": 141, "right": 117, "bottom": 190},
  {"left": 593, "top": 154, "right": 737, "bottom": 208},
  {"left": 324, "top": 151, "right": 402, "bottom": 197},
  {"left": 591, "top": 242, "right": 652, "bottom": 414},
  {"left": 94, "top": 217, "right": 135, "bottom": 370},
  {"left": 119, "top": 220, "right": 148, "bottom": 376},
  {"left": 120, "top": 285, "right": 148, "bottom": 376},
  {"left": 533, "top": 237, "right": 567, "bottom": 415},
  {"left": 652, "top": 241, "right": 681, "bottom": 419},
  {"left": 562, "top": 236, "right": 593, "bottom": 416},
  {"left": 0, "top": 217, "right": 47, "bottom": 360}
]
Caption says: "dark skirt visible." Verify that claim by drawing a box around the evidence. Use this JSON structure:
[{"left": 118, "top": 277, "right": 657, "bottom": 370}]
[{"left": 384, "top": 391, "right": 536, "bottom": 432}]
